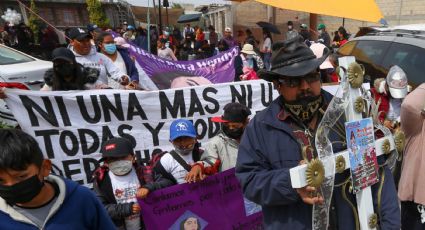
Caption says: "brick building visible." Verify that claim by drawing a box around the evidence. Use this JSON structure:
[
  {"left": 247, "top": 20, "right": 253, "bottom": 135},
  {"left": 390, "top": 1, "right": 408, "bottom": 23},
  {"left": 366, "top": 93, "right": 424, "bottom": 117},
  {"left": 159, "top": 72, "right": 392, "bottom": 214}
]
[
  {"left": 0, "top": 0, "right": 135, "bottom": 29},
  {"left": 206, "top": 0, "right": 425, "bottom": 44}
]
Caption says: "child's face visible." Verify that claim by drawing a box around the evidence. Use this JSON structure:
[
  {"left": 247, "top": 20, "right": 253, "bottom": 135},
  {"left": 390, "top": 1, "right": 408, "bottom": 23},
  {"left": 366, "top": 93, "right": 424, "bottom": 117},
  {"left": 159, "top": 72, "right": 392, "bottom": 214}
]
[
  {"left": 0, "top": 161, "right": 50, "bottom": 186},
  {"left": 105, "top": 154, "right": 134, "bottom": 164}
]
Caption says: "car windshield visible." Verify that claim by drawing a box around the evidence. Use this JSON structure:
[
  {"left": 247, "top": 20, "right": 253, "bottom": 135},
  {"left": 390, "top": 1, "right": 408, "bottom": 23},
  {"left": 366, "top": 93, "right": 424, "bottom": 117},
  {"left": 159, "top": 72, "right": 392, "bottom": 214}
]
[{"left": 0, "top": 46, "right": 34, "bottom": 65}]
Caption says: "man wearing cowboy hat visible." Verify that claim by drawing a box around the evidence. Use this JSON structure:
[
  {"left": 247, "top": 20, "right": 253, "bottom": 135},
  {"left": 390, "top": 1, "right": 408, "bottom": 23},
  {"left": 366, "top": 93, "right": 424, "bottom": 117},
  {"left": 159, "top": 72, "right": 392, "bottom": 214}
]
[{"left": 235, "top": 36, "right": 400, "bottom": 229}]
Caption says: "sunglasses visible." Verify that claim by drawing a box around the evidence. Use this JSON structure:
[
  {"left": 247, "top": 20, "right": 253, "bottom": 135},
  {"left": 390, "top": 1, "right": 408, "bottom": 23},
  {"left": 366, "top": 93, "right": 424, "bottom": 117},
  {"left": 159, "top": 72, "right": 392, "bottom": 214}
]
[{"left": 277, "top": 72, "right": 321, "bottom": 88}]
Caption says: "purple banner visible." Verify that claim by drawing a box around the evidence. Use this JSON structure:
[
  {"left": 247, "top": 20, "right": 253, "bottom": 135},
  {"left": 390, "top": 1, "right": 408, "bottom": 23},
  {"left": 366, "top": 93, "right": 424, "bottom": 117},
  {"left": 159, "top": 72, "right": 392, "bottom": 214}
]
[
  {"left": 139, "top": 169, "right": 263, "bottom": 230},
  {"left": 127, "top": 44, "right": 238, "bottom": 89}
]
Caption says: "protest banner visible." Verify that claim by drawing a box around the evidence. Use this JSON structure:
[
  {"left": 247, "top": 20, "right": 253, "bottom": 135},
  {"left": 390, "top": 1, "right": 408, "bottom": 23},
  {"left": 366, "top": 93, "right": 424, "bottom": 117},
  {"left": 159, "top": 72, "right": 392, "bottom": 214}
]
[
  {"left": 139, "top": 168, "right": 263, "bottom": 230},
  {"left": 126, "top": 39, "right": 238, "bottom": 89},
  {"left": 4, "top": 80, "right": 276, "bottom": 185},
  {"left": 4, "top": 80, "right": 346, "bottom": 186}
]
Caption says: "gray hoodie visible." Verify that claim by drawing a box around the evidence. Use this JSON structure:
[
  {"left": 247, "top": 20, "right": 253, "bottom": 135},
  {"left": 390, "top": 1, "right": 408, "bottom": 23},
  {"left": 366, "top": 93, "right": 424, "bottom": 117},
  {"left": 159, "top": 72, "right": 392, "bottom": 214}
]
[
  {"left": 69, "top": 46, "right": 127, "bottom": 88},
  {"left": 201, "top": 132, "right": 239, "bottom": 172}
]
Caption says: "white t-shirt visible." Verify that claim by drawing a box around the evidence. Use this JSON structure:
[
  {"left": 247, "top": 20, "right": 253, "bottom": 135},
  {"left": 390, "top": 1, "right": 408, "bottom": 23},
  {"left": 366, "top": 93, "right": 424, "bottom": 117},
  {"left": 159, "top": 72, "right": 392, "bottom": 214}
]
[
  {"left": 109, "top": 169, "right": 141, "bottom": 230},
  {"left": 114, "top": 52, "right": 128, "bottom": 76},
  {"left": 160, "top": 152, "right": 194, "bottom": 184},
  {"left": 109, "top": 53, "right": 127, "bottom": 89},
  {"left": 262, "top": 37, "right": 271, "bottom": 52},
  {"left": 157, "top": 47, "right": 175, "bottom": 60}
]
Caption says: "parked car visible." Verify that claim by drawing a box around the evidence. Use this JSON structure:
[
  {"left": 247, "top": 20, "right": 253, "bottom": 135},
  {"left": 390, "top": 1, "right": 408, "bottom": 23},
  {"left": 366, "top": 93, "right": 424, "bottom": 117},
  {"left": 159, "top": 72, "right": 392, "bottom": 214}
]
[
  {"left": 337, "top": 24, "right": 425, "bottom": 88},
  {"left": 0, "top": 44, "right": 52, "bottom": 126}
]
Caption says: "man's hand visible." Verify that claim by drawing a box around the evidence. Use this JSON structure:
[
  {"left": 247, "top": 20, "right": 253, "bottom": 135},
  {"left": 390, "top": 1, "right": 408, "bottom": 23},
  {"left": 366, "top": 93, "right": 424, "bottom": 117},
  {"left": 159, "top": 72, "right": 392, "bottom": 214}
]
[
  {"left": 120, "top": 76, "right": 130, "bottom": 85},
  {"left": 185, "top": 165, "right": 205, "bottom": 183},
  {"left": 0, "top": 88, "right": 7, "bottom": 99},
  {"left": 125, "top": 81, "right": 139, "bottom": 90},
  {"left": 383, "top": 120, "right": 394, "bottom": 131},
  {"left": 132, "top": 203, "right": 141, "bottom": 214},
  {"left": 296, "top": 186, "right": 324, "bottom": 205},
  {"left": 136, "top": 187, "right": 149, "bottom": 199}
]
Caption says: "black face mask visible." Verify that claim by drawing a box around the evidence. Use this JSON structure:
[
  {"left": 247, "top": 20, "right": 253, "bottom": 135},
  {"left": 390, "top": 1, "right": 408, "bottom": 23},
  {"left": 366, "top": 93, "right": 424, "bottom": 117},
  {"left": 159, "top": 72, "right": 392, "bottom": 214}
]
[
  {"left": 283, "top": 95, "right": 323, "bottom": 124},
  {"left": 0, "top": 174, "right": 44, "bottom": 204},
  {"left": 222, "top": 125, "right": 244, "bottom": 139},
  {"left": 55, "top": 63, "right": 74, "bottom": 77}
]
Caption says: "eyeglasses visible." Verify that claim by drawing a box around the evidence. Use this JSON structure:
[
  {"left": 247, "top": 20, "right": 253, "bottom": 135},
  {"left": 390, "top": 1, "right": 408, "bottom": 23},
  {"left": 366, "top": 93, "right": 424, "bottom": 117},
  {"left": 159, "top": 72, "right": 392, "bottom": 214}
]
[{"left": 278, "top": 73, "right": 321, "bottom": 88}]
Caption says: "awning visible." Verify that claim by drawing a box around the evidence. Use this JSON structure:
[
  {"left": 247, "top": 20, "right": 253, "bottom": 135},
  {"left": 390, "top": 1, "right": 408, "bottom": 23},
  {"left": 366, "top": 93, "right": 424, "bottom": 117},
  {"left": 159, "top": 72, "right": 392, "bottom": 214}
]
[
  {"left": 250, "top": 0, "right": 384, "bottom": 23},
  {"left": 177, "top": 14, "right": 202, "bottom": 23}
]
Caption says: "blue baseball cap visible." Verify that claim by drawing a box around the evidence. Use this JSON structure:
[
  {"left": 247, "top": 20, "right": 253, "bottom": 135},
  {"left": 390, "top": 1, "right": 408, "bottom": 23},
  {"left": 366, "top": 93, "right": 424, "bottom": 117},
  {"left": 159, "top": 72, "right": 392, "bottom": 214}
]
[{"left": 169, "top": 119, "right": 197, "bottom": 141}]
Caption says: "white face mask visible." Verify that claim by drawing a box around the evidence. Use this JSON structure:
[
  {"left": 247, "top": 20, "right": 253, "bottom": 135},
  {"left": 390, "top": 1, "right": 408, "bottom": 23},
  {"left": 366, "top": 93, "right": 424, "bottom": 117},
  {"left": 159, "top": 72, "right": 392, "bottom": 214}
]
[
  {"left": 108, "top": 160, "right": 133, "bottom": 176},
  {"left": 318, "top": 29, "right": 323, "bottom": 33},
  {"left": 288, "top": 26, "right": 293, "bottom": 30}
]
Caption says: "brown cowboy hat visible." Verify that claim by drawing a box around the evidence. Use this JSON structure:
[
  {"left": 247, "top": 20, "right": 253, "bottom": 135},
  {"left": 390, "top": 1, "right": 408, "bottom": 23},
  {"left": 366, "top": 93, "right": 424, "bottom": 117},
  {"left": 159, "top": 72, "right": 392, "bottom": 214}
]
[{"left": 259, "top": 36, "right": 330, "bottom": 82}]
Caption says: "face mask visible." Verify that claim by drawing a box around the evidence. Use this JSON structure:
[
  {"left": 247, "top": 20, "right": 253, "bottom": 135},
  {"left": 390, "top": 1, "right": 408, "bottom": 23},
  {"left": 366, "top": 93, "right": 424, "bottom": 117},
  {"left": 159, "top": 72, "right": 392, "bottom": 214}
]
[
  {"left": 165, "top": 42, "right": 170, "bottom": 48},
  {"left": 174, "top": 145, "right": 194, "bottom": 156},
  {"left": 283, "top": 95, "right": 323, "bottom": 124},
  {"left": 318, "top": 29, "right": 323, "bottom": 33},
  {"left": 288, "top": 26, "right": 293, "bottom": 30},
  {"left": 108, "top": 160, "right": 133, "bottom": 176},
  {"left": 246, "top": 54, "right": 253, "bottom": 59},
  {"left": 222, "top": 125, "right": 245, "bottom": 139},
  {"left": 55, "top": 63, "right": 74, "bottom": 76},
  {"left": 104, "top": 44, "right": 117, "bottom": 55},
  {"left": 0, "top": 174, "right": 44, "bottom": 204}
]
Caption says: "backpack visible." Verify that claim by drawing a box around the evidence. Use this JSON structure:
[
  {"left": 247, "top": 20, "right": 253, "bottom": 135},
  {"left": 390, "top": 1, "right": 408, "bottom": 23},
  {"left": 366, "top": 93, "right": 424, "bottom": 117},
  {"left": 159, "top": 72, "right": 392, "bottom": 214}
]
[
  {"left": 142, "top": 149, "right": 167, "bottom": 183},
  {"left": 142, "top": 143, "right": 203, "bottom": 184}
]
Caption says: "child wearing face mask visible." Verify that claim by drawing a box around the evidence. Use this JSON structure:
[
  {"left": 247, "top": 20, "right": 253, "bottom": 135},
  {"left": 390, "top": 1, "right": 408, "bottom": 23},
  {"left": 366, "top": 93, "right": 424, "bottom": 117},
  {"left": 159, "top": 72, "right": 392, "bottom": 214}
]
[
  {"left": 0, "top": 129, "right": 115, "bottom": 230},
  {"left": 93, "top": 137, "right": 155, "bottom": 230},
  {"left": 187, "top": 102, "right": 252, "bottom": 179},
  {"left": 153, "top": 119, "right": 203, "bottom": 185}
]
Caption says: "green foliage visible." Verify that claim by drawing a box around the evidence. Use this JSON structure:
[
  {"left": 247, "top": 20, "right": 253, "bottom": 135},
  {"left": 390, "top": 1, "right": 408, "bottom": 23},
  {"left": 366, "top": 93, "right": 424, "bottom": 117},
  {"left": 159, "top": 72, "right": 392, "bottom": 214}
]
[
  {"left": 28, "top": 0, "right": 39, "bottom": 44},
  {"left": 0, "top": 121, "right": 13, "bottom": 129},
  {"left": 171, "top": 3, "right": 183, "bottom": 9},
  {"left": 86, "top": 0, "right": 110, "bottom": 28}
]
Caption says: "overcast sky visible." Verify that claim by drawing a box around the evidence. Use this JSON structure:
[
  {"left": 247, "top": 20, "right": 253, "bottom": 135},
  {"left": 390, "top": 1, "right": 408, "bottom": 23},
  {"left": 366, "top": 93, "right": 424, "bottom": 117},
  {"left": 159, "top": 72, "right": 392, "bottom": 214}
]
[{"left": 126, "top": 0, "right": 229, "bottom": 7}]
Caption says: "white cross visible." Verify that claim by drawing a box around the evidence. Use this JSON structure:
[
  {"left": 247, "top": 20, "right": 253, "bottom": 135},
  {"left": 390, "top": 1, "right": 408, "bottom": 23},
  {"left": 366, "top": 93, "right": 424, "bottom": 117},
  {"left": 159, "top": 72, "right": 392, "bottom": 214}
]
[{"left": 290, "top": 56, "right": 397, "bottom": 230}]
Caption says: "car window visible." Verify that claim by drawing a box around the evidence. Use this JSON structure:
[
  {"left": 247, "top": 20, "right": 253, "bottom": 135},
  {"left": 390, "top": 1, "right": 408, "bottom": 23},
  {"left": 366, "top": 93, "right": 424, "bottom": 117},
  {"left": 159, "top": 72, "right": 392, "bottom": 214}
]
[
  {"left": 347, "top": 40, "right": 390, "bottom": 83},
  {"left": 337, "top": 41, "right": 356, "bottom": 56},
  {"left": 382, "top": 43, "right": 425, "bottom": 87},
  {"left": 0, "top": 46, "right": 34, "bottom": 65},
  {"left": 351, "top": 40, "right": 388, "bottom": 64}
]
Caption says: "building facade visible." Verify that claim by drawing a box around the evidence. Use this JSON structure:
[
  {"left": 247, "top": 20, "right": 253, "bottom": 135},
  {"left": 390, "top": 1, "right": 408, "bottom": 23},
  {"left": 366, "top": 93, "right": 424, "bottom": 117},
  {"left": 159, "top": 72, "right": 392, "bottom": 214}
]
[
  {"left": 0, "top": 0, "right": 135, "bottom": 29},
  {"left": 205, "top": 0, "right": 425, "bottom": 44}
]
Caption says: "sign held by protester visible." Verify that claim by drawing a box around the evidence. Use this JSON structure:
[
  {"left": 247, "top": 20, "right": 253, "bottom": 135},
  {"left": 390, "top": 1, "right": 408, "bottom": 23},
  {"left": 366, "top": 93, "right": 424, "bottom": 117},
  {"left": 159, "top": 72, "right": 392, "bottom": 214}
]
[
  {"left": 127, "top": 41, "right": 239, "bottom": 89},
  {"left": 345, "top": 118, "right": 379, "bottom": 193},
  {"left": 139, "top": 169, "right": 263, "bottom": 230}
]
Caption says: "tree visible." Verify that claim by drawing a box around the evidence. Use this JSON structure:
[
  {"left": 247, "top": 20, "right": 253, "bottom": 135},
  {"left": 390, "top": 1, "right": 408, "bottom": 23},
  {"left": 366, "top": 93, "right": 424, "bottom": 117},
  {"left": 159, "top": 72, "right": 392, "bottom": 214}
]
[
  {"left": 28, "top": 0, "right": 39, "bottom": 43},
  {"left": 86, "top": 0, "right": 109, "bottom": 28},
  {"left": 171, "top": 3, "right": 183, "bottom": 9}
]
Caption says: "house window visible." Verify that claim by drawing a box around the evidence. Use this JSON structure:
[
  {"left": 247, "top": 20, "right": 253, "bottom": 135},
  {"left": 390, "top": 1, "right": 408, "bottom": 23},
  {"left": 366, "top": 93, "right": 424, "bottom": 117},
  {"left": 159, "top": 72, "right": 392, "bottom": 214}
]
[
  {"left": 55, "top": 8, "right": 81, "bottom": 27},
  {"left": 63, "top": 9, "right": 76, "bottom": 25}
]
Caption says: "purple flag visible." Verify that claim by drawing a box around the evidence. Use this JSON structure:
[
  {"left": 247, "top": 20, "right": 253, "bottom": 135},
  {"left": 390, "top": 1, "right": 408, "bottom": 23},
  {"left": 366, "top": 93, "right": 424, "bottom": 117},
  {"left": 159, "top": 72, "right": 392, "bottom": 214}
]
[
  {"left": 127, "top": 44, "right": 238, "bottom": 89},
  {"left": 139, "top": 169, "right": 263, "bottom": 230}
]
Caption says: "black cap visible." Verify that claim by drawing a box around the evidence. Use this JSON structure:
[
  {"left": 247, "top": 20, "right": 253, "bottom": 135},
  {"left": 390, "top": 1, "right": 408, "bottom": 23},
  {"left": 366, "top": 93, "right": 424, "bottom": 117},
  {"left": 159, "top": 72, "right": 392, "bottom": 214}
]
[
  {"left": 51, "top": 47, "right": 75, "bottom": 63},
  {"left": 87, "top": 24, "right": 98, "bottom": 32},
  {"left": 68, "top": 28, "right": 92, "bottom": 41},
  {"left": 211, "top": 103, "right": 251, "bottom": 123},
  {"left": 100, "top": 137, "right": 135, "bottom": 161}
]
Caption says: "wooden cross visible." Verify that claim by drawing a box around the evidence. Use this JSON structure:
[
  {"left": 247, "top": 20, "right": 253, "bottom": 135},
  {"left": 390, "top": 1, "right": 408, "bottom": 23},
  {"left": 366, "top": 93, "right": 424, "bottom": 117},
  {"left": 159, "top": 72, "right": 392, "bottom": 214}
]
[{"left": 290, "top": 56, "right": 397, "bottom": 230}]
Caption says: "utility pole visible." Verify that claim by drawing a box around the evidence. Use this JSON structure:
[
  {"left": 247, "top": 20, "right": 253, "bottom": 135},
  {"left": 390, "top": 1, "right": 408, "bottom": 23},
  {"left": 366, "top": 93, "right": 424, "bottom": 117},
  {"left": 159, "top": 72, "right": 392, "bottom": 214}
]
[
  {"left": 158, "top": 0, "right": 162, "bottom": 34},
  {"left": 310, "top": 13, "right": 318, "bottom": 41},
  {"left": 163, "top": 0, "right": 169, "bottom": 27}
]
